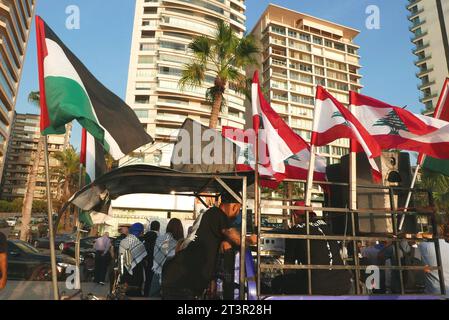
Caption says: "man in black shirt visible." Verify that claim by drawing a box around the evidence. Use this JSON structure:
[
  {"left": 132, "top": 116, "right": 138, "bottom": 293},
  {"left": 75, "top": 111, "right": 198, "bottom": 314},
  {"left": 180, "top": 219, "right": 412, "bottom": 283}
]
[
  {"left": 161, "top": 193, "right": 256, "bottom": 300},
  {"left": 142, "top": 220, "right": 160, "bottom": 296},
  {"left": 272, "top": 201, "right": 352, "bottom": 295},
  {"left": 0, "top": 232, "right": 7, "bottom": 290}
]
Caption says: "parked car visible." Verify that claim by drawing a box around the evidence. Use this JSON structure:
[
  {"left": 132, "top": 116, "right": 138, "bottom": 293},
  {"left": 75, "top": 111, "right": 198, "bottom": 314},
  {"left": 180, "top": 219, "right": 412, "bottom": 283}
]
[
  {"left": 12, "top": 217, "right": 48, "bottom": 240},
  {"left": 33, "top": 233, "right": 76, "bottom": 250},
  {"left": 6, "top": 216, "right": 19, "bottom": 227},
  {"left": 0, "top": 219, "right": 9, "bottom": 229},
  {"left": 7, "top": 239, "right": 76, "bottom": 281}
]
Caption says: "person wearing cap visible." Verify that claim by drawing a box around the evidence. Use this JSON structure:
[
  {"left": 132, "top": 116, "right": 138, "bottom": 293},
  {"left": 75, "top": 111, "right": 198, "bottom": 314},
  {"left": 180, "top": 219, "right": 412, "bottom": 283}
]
[
  {"left": 272, "top": 201, "right": 352, "bottom": 295},
  {"left": 119, "top": 222, "right": 148, "bottom": 296},
  {"left": 161, "top": 192, "right": 257, "bottom": 300}
]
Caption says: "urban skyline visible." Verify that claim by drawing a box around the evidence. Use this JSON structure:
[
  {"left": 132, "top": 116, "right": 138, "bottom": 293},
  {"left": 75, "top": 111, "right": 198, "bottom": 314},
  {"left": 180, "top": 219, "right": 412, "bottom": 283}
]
[{"left": 11, "top": 0, "right": 424, "bottom": 152}]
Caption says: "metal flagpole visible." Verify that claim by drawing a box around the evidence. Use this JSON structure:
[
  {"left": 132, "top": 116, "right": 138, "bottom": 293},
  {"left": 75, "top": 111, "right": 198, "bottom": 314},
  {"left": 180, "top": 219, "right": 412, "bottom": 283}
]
[
  {"left": 74, "top": 162, "right": 84, "bottom": 289},
  {"left": 44, "top": 136, "right": 59, "bottom": 300},
  {"left": 304, "top": 146, "right": 316, "bottom": 206},
  {"left": 254, "top": 125, "right": 261, "bottom": 299}
]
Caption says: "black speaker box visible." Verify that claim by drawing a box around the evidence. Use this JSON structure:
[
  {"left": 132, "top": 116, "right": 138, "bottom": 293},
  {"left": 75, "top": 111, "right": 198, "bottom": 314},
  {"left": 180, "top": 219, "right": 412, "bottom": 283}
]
[{"left": 325, "top": 152, "right": 416, "bottom": 235}]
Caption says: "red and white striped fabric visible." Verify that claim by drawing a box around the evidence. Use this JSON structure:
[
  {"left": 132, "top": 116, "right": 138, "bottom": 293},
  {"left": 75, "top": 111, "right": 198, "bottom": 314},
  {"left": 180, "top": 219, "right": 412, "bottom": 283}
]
[
  {"left": 351, "top": 91, "right": 449, "bottom": 160},
  {"left": 313, "top": 86, "right": 382, "bottom": 181},
  {"left": 251, "top": 71, "right": 309, "bottom": 174},
  {"left": 222, "top": 126, "right": 327, "bottom": 186}
]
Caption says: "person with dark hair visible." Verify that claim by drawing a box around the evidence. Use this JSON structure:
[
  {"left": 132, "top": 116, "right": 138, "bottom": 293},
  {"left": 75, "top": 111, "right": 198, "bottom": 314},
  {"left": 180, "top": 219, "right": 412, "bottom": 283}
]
[
  {"left": 142, "top": 220, "right": 161, "bottom": 296},
  {"left": 150, "top": 218, "right": 184, "bottom": 297},
  {"left": 119, "top": 223, "right": 147, "bottom": 297},
  {"left": 272, "top": 201, "right": 352, "bottom": 295},
  {"left": 0, "top": 231, "right": 7, "bottom": 290},
  {"left": 161, "top": 192, "right": 257, "bottom": 300}
]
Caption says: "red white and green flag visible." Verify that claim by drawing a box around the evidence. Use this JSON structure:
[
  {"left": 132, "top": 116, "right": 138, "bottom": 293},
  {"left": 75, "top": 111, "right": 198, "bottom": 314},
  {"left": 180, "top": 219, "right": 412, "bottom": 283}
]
[
  {"left": 312, "top": 86, "right": 382, "bottom": 181},
  {"left": 80, "top": 128, "right": 107, "bottom": 184},
  {"left": 418, "top": 78, "right": 449, "bottom": 175},
  {"left": 35, "top": 16, "right": 153, "bottom": 160},
  {"left": 351, "top": 91, "right": 449, "bottom": 159}
]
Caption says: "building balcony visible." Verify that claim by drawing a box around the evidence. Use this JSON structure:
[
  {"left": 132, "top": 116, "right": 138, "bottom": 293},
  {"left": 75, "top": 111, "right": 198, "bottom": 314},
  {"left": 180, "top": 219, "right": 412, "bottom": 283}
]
[
  {"left": 412, "top": 43, "right": 429, "bottom": 54},
  {"left": 407, "top": 8, "right": 424, "bottom": 20},
  {"left": 414, "top": 54, "right": 431, "bottom": 65},
  {"left": 420, "top": 93, "right": 438, "bottom": 103},
  {"left": 416, "top": 67, "right": 433, "bottom": 78},
  {"left": 407, "top": 0, "right": 422, "bottom": 10},
  {"left": 418, "top": 80, "right": 435, "bottom": 90},
  {"left": 411, "top": 31, "right": 427, "bottom": 42},
  {"left": 409, "top": 20, "right": 426, "bottom": 31}
]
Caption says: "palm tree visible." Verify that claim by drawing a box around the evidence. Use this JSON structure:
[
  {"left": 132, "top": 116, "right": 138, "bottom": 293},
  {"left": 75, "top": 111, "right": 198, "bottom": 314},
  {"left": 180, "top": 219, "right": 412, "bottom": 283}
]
[
  {"left": 20, "top": 92, "right": 44, "bottom": 241},
  {"left": 51, "top": 148, "right": 80, "bottom": 231},
  {"left": 419, "top": 169, "right": 449, "bottom": 212},
  {"left": 179, "top": 21, "right": 259, "bottom": 129}
]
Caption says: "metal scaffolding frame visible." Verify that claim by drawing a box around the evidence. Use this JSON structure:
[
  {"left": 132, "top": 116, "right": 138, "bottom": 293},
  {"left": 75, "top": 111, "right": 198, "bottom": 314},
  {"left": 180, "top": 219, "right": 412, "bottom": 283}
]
[{"left": 252, "top": 178, "right": 447, "bottom": 300}]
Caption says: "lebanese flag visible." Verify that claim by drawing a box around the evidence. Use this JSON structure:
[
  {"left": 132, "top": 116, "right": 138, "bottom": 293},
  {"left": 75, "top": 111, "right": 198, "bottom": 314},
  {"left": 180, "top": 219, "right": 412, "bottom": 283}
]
[
  {"left": 313, "top": 86, "right": 382, "bottom": 181},
  {"left": 351, "top": 91, "right": 449, "bottom": 159},
  {"left": 222, "top": 126, "right": 327, "bottom": 187},
  {"left": 251, "top": 71, "right": 308, "bottom": 174},
  {"left": 419, "top": 78, "right": 449, "bottom": 175},
  {"left": 36, "top": 16, "right": 153, "bottom": 160}
]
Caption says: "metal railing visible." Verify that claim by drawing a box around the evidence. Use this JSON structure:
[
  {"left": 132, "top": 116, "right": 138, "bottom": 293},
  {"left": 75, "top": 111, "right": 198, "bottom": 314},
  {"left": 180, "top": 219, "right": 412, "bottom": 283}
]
[{"left": 250, "top": 178, "right": 446, "bottom": 299}]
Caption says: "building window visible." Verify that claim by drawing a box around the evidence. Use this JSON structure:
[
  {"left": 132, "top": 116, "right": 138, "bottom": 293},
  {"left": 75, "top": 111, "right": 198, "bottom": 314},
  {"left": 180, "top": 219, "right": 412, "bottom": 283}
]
[
  {"left": 134, "top": 109, "right": 149, "bottom": 118},
  {"left": 141, "top": 31, "right": 155, "bottom": 38},
  {"left": 135, "top": 95, "right": 150, "bottom": 104},
  {"left": 138, "top": 56, "right": 154, "bottom": 64},
  {"left": 144, "top": 7, "right": 157, "bottom": 14},
  {"left": 313, "top": 36, "right": 323, "bottom": 45},
  {"left": 140, "top": 43, "right": 155, "bottom": 51}
]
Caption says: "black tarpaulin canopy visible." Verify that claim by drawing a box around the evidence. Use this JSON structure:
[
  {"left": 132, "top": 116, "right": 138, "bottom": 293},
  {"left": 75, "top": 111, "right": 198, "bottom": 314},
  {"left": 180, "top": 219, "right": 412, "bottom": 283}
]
[{"left": 64, "top": 164, "right": 253, "bottom": 212}]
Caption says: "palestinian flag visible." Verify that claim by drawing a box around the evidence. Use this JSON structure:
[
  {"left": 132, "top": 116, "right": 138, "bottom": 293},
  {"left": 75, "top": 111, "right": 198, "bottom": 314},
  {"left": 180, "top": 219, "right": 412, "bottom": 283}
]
[
  {"left": 80, "top": 128, "right": 107, "bottom": 184},
  {"left": 35, "top": 16, "right": 153, "bottom": 160},
  {"left": 420, "top": 78, "right": 449, "bottom": 175},
  {"left": 79, "top": 128, "right": 108, "bottom": 226}
]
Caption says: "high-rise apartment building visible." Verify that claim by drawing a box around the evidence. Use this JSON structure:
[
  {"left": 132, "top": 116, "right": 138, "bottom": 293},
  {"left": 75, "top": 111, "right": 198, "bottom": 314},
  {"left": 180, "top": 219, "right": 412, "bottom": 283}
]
[
  {"left": 250, "top": 4, "right": 363, "bottom": 165},
  {"left": 124, "top": 0, "right": 247, "bottom": 166},
  {"left": 407, "top": 0, "right": 449, "bottom": 111},
  {"left": 0, "top": 113, "right": 71, "bottom": 201},
  {"left": 0, "top": 0, "right": 36, "bottom": 183}
]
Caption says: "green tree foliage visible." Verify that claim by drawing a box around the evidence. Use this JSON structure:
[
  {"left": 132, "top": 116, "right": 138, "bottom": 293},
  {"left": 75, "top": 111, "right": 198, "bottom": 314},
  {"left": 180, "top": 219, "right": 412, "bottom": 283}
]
[{"left": 179, "top": 21, "right": 259, "bottom": 128}]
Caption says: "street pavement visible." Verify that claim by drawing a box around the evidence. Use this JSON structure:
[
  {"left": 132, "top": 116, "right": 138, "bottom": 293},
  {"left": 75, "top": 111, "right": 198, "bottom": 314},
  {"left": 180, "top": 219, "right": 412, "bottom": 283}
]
[{"left": 0, "top": 281, "right": 110, "bottom": 300}]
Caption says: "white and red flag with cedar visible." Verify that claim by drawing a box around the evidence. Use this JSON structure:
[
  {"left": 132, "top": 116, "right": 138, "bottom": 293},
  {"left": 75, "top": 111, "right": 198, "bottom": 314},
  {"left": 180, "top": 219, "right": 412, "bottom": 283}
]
[
  {"left": 251, "top": 71, "right": 309, "bottom": 175},
  {"left": 351, "top": 91, "right": 449, "bottom": 159},
  {"left": 313, "top": 86, "right": 382, "bottom": 181},
  {"left": 222, "top": 126, "right": 327, "bottom": 186}
]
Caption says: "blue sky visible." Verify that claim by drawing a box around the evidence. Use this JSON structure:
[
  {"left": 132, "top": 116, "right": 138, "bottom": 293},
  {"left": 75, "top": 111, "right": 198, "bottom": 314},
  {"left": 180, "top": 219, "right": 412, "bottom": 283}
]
[{"left": 16, "top": 0, "right": 420, "bottom": 150}]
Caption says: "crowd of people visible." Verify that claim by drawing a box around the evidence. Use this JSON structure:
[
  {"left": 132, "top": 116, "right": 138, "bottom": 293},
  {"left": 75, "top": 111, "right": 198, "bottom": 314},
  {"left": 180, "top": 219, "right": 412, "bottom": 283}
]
[{"left": 1, "top": 193, "right": 448, "bottom": 300}]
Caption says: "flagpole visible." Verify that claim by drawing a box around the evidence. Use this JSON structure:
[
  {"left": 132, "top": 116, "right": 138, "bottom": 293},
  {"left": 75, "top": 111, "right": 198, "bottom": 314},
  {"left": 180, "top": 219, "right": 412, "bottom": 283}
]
[
  {"left": 304, "top": 145, "right": 316, "bottom": 206},
  {"left": 254, "top": 126, "right": 261, "bottom": 299},
  {"left": 74, "top": 162, "right": 84, "bottom": 290},
  {"left": 44, "top": 136, "right": 59, "bottom": 300}
]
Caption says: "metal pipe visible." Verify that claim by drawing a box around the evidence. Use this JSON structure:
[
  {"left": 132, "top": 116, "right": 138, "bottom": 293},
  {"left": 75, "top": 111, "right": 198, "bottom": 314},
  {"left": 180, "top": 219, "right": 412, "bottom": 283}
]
[
  {"left": 44, "top": 136, "right": 59, "bottom": 300},
  {"left": 239, "top": 177, "right": 247, "bottom": 300}
]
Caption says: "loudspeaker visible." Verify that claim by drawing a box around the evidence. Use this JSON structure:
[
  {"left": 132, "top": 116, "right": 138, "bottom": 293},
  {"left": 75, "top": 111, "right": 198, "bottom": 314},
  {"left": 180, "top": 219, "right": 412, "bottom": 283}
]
[{"left": 325, "top": 151, "right": 416, "bottom": 235}]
